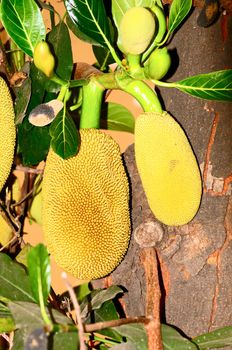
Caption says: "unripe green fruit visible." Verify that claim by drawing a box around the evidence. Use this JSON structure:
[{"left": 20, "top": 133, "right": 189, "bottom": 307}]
[
  {"left": 145, "top": 47, "right": 171, "bottom": 80},
  {"left": 33, "top": 41, "right": 55, "bottom": 77},
  {"left": 120, "top": 7, "right": 155, "bottom": 55}
]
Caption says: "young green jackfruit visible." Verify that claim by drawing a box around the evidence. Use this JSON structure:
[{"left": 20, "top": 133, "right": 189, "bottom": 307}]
[
  {"left": 42, "top": 129, "right": 130, "bottom": 280},
  {"left": 120, "top": 7, "right": 155, "bottom": 55},
  {"left": 135, "top": 112, "right": 202, "bottom": 226},
  {"left": 145, "top": 47, "right": 171, "bottom": 80},
  {"left": 0, "top": 77, "right": 16, "bottom": 192},
  {"left": 33, "top": 41, "right": 55, "bottom": 77}
]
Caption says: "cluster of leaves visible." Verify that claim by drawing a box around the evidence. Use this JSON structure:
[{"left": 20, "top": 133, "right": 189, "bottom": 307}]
[{"left": 1, "top": 243, "right": 232, "bottom": 349}]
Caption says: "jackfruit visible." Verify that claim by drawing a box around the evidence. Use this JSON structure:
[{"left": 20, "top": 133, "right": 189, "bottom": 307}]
[
  {"left": 0, "top": 77, "right": 16, "bottom": 192},
  {"left": 33, "top": 41, "right": 55, "bottom": 77},
  {"left": 145, "top": 47, "right": 171, "bottom": 80},
  {"left": 135, "top": 112, "right": 202, "bottom": 226},
  {"left": 120, "top": 7, "right": 155, "bottom": 55},
  {"left": 42, "top": 129, "right": 130, "bottom": 280}
]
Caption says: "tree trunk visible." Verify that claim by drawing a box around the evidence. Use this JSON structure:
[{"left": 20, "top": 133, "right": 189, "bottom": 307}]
[{"left": 94, "top": 8, "right": 232, "bottom": 342}]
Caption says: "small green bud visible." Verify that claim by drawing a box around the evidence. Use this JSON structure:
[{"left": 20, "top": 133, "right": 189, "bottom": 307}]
[
  {"left": 120, "top": 7, "right": 155, "bottom": 55},
  {"left": 145, "top": 47, "right": 171, "bottom": 80},
  {"left": 33, "top": 41, "right": 55, "bottom": 77}
]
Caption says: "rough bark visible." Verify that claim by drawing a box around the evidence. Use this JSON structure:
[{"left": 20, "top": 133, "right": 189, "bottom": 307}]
[{"left": 94, "top": 8, "right": 232, "bottom": 343}]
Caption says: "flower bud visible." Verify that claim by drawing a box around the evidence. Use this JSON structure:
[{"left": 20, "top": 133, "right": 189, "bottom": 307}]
[{"left": 145, "top": 47, "right": 171, "bottom": 80}]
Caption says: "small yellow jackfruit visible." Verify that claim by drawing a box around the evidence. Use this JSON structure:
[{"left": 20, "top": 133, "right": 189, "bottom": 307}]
[
  {"left": 0, "top": 77, "right": 16, "bottom": 192},
  {"left": 135, "top": 112, "right": 202, "bottom": 226},
  {"left": 33, "top": 41, "right": 55, "bottom": 77},
  {"left": 42, "top": 129, "right": 130, "bottom": 280},
  {"left": 120, "top": 7, "right": 155, "bottom": 55}
]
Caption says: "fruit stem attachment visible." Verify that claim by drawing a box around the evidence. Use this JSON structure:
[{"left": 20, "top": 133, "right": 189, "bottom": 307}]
[
  {"left": 126, "top": 54, "right": 145, "bottom": 79},
  {"left": 80, "top": 77, "right": 105, "bottom": 129},
  {"left": 120, "top": 78, "right": 163, "bottom": 113}
]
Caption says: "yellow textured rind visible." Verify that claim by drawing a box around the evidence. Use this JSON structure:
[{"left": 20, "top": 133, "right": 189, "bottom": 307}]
[
  {"left": 135, "top": 112, "right": 202, "bottom": 226},
  {"left": 120, "top": 7, "right": 155, "bottom": 55},
  {"left": 0, "top": 77, "right": 16, "bottom": 192},
  {"left": 42, "top": 129, "right": 130, "bottom": 280}
]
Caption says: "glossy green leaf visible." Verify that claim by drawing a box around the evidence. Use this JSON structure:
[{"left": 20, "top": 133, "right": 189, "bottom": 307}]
[
  {"left": 65, "top": 0, "right": 112, "bottom": 48},
  {"left": 0, "top": 0, "right": 46, "bottom": 57},
  {"left": 47, "top": 21, "right": 73, "bottom": 80},
  {"left": 192, "top": 326, "right": 232, "bottom": 349},
  {"left": 92, "top": 46, "right": 114, "bottom": 71},
  {"left": 174, "top": 69, "right": 232, "bottom": 101},
  {"left": 49, "top": 108, "right": 79, "bottom": 159},
  {"left": 87, "top": 300, "right": 122, "bottom": 342},
  {"left": 112, "top": 0, "right": 154, "bottom": 31},
  {"left": 162, "top": 324, "right": 198, "bottom": 350},
  {"left": 0, "top": 254, "right": 35, "bottom": 302},
  {"left": 18, "top": 117, "right": 51, "bottom": 165},
  {"left": 27, "top": 244, "right": 51, "bottom": 306},
  {"left": 168, "top": 0, "right": 192, "bottom": 33},
  {"left": 101, "top": 102, "right": 135, "bottom": 133},
  {"left": 113, "top": 324, "right": 148, "bottom": 350},
  {"left": 81, "top": 285, "right": 123, "bottom": 318},
  {"left": 66, "top": 13, "right": 98, "bottom": 45}
]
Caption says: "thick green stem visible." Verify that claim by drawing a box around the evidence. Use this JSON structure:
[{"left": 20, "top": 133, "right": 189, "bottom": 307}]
[
  {"left": 80, "top": 77, "right": 105, "bottom": 129},
  {"left": 119, "top": 78, "right": 163, "bottom": 113},
  {"left": 127, "top": 54, "right": 145, "bottom": 79}
]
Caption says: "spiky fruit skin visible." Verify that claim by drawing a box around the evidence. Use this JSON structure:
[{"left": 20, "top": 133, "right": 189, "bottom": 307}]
[
  {"left": 42, "top": 129, "right": 130, "bottom": 280},
  {"left": 120, "top": 7, "right": 155, "bottom": 55},
  {"left": 33, "top": 41, "right": 55, "bottom": 77},
  {"left": 0, "top": 77, "right": 16, "bottom": 192},
  {"left": 135, "top": 112, "right": 202, "bottom": 226}
]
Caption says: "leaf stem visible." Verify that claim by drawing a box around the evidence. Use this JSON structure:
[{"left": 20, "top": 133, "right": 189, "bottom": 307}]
[{"left": 80, "top": 77, "right": 105, "bottom": 129}]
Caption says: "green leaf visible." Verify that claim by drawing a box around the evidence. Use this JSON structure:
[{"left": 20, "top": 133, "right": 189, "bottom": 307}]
[
  {"left": 0, "top": 0, "right": 46, "bottom": 57},
  {"left": 65, "top": 0, "right": 112, "bottom": 48},
  {"left": 174, "top": 69, "right": 232, "bottom": 101},
  {"left": 53, "top": 332, "right": 79, "bottom": 350},
  {"left": 13, "top": 62, "right": 31, "bottom": 125},
  {"left": 88, "top": 300, "right": 122, "bottom": 342},
  {"left": 18, "top": 116, "right": 51, "bottom": 165},
  {"left": 0, "top": 253, "right": 35, "bottom": 302},
  {"left": 15, "top": 244, "right": 32, "bottom": 268},
  {"left": 92, "top": 45, "right": 115, "bottom": 71},
  {"left": 113, "top": 324, "right": 148, "bottom": 350},
  {"left": 162, "top": 324, "right": 198, "bottom": 350},
  {"left": 81, "top": 285, "right": 123, "bottom": 318},
  {"left": 9, "top": 301, "right": 45, "bottom": 347},
  {"left": 168, "top": 0, "right": 192, "bottom": 33},
  {"left": 112, "top": 0, "right": 154, "bottom": 31},
  {"left": 192, "top": 326, "right": 232, "bottom": 349},
  {"left": 27, "top": 244, "right": 51, "bottom": 306},
  {"left": 47, "top": 21, "right": 73, "bottom": 81},
  {"left": 111, "top": 343, "right": 137, "bottom": 350},
  {"left": 0, "top": 302, "right": 15, "bottom": 332},
  {"left": 49, "top": 108, "right": 79, "bottom": 159},
  {"left": 101, "top": 102, "right": 135, "bottom": 133},
  {"left": 9, "top": 301, "right": 74, "bottom": 349}
]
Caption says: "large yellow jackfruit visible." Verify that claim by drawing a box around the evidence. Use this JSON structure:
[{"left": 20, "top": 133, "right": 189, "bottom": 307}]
[
  {"left": 0, "top": 77, "right": 16, "bottom": 192},
  {"left": 135, "top": 112, "right": 202, "bottom": 226},
  {"left": 42, "top": 129, "right": 130, "bottom": 280}
]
